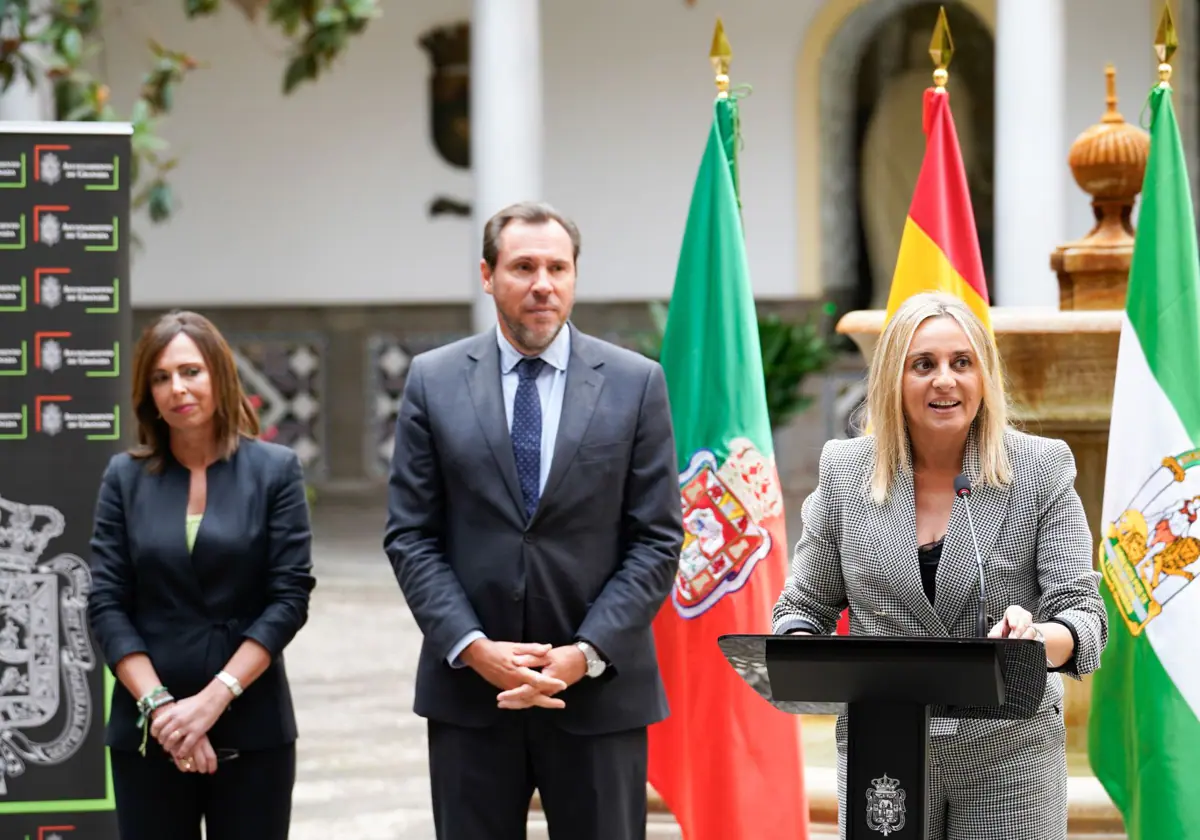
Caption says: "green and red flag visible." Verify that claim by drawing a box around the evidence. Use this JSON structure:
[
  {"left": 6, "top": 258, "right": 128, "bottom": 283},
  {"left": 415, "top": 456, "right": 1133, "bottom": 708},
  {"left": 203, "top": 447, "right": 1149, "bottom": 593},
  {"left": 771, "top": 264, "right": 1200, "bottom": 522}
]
[{"left": 647, "top": 90, "right": 809, "bottom": 839}]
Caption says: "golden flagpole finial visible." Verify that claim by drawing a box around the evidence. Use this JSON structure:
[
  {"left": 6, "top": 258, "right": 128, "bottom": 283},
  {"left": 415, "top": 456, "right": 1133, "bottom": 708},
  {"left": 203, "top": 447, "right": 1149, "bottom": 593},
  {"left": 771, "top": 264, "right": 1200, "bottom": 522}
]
[
  {"left": 710, "top": 17, "right": 732, "bottom": 98},
  {"left": 929, "top": 6, "right": 954, "bottom": 91},
  {"left": 1155, "top": 2, "right": 1178, "bottom": 87}
]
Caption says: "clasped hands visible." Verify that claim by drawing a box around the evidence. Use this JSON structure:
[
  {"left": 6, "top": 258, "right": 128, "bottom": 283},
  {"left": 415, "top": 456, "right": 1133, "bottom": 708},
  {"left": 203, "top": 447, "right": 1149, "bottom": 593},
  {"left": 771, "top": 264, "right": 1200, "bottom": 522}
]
[
  {"left": 149, "top": 682, "right": 234, "bottom": 775},
  {"left": 461, "top": 640, "right": 588, "bottom": 710}
]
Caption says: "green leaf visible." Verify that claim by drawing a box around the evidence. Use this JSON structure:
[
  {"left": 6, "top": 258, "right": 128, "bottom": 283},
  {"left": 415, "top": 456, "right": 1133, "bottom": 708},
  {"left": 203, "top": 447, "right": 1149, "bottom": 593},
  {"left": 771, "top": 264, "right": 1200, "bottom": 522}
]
[
  {"left": 344, "top": 0, "right": 380, "bottom": 19},
  {"left": 61, "top": 27, "right": 83, "bottom": 63},
  {"left": 130, "top": 98, "right": 150, "bottom": 126},
  {"left": 314, "top": 7, "right": 345, "bottom": 26},
  {"left": 65, "top": 103, "right": 95, "bottom": 121},
  {"left": 148, "top": 181, "right": 173, "bottom": 222},
  {"left": 282, "top": 54, "right": 315, "bottom": 93},
  {"left": 184, "top": 0, "right": 220, "bottom": 17}
]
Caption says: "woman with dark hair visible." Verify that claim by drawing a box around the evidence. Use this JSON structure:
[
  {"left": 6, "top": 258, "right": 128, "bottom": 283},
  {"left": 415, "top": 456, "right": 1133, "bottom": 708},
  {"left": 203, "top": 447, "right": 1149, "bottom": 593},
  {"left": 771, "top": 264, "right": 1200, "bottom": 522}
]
[{"left": 88, "top": 310, "right": 316, "bottom": 840}]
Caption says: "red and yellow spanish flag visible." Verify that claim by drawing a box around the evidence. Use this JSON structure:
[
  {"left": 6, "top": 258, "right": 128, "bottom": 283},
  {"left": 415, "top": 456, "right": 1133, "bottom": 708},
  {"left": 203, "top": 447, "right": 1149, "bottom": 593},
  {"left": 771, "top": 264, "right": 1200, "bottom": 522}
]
[
  {"left": 884, "top": 86, "right": 991, "bottom": 329},
  {"left": 833, "top": 86, "right": 990, "bottom": 638}
]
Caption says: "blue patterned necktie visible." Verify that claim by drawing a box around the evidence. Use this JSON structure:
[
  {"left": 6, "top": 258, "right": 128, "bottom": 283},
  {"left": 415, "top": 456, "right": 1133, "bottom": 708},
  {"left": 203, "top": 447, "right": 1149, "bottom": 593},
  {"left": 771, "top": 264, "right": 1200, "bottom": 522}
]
[{"left": 511, "top": 357, "right": 545, "bottom": 519}]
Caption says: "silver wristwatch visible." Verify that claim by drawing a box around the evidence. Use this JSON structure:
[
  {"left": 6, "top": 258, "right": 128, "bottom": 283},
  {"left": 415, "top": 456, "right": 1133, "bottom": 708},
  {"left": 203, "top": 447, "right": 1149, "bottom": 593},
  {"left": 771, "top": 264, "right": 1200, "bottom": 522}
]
[
  {"left": 1032, "top": 626, "right": 1052, "bottom": 668},
  {"left": 575, "top": 641, "right": 606, "bottom": 678}
]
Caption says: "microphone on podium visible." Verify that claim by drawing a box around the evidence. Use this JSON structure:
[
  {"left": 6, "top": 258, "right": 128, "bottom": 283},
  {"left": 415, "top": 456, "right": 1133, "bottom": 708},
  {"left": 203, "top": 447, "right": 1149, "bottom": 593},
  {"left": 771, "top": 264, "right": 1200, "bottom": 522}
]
[{"left": 954, "top": 474, "right": 990, "bottom": 638}]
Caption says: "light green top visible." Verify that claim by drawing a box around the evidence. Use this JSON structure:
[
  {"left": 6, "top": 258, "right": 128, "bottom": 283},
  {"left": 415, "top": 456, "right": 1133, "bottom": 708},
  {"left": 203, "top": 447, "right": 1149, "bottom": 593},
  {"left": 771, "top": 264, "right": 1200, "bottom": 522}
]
[{"left": 186, "top": 514, "right": 203, "bottom": 553}]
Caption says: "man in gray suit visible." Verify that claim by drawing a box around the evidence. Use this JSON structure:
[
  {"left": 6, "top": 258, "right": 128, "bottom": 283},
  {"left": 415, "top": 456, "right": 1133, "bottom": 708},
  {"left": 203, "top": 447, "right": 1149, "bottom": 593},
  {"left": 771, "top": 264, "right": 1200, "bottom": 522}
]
[{"left": 384, "top": 201, "right": 684, "bottom": 840}]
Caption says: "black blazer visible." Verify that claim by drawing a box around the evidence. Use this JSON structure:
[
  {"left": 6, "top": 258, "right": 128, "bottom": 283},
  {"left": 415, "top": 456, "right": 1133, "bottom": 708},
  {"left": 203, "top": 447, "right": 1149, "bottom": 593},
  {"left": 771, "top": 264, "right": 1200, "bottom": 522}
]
[
  {"left": 88, "top": 438, "right": 316, "bottom": 753},
  {"left": 383, "top": 326, "right": 684, "bottom": 736}
]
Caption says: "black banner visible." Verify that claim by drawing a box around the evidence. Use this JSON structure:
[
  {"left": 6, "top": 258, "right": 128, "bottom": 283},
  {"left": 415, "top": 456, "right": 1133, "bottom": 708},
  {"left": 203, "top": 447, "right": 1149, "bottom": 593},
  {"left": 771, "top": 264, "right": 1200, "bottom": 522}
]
[{"left": 0, "top": 124, "right": 130, "bottom": 839}]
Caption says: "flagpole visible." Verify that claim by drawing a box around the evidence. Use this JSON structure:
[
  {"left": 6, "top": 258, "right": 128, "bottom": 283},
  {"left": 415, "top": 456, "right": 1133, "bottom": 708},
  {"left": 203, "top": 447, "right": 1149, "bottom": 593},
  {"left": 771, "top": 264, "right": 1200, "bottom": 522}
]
[
  {"left": 929, "top": 5, "right": 954, "bottom": 93},
  {"left": 709, "top": 17, "right": 742, "bottom": 209},
  {"left": 710, "top": 17, "right": 731, "bottom": 99},
  {"left": 1155, "top": 1, "right": 1178, "bottom": 90}
]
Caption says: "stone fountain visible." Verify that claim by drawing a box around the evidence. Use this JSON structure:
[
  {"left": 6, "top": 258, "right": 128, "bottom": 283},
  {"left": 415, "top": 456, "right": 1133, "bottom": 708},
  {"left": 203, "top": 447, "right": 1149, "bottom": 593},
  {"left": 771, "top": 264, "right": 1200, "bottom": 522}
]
[{"left": 836, "top": 65, "right": 1146, "bottom": 834}]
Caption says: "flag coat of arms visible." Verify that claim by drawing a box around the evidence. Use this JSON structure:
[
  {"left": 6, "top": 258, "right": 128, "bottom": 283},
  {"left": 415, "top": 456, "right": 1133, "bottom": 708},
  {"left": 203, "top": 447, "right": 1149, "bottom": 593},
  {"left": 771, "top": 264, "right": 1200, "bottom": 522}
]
[
  {"left": 1087, "top": 80, "right": 1200, "bottom": 840},
  {"left": 647, "top": 93, "right": 808, "bottom": 840}
]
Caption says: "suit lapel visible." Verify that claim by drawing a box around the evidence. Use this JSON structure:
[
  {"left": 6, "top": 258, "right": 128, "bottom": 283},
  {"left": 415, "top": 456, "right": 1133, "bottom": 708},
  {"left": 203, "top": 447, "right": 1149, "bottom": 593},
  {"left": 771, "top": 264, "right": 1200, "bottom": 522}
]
[
  {"left": 535, "top": 327, "right": 604, "bottom": 522},
  {"left": 190, "top": 458, "right": 234, "bottom": 601},
  {"left": 934, "top": 432, "right": 1011, "bottom": 632},
  {"left": 875, "top": 467, "right": 948, "bottom": 635},
  {"left": 161, "top": 459, "right": 208, "bottom": 604},
  {"left": 465, "top": 333, "right": 526, "bottom": 518}
]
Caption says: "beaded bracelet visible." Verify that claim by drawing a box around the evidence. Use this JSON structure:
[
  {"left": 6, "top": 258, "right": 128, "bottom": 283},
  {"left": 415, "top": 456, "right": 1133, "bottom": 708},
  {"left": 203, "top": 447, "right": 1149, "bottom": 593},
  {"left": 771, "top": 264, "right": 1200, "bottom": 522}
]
[{"left": 135, "top": 685, "right": 174, "bottom": 756}]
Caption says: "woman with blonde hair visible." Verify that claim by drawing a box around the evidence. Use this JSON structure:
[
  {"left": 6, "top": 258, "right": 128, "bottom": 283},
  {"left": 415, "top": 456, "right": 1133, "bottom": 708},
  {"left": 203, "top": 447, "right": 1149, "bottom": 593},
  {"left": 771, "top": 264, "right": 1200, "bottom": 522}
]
[
  {"left": 88, "top": 310, "right": 315, "bottom": 839},
  {"left": 772, "top": 291, "right": 1107, "bottom": 840}
]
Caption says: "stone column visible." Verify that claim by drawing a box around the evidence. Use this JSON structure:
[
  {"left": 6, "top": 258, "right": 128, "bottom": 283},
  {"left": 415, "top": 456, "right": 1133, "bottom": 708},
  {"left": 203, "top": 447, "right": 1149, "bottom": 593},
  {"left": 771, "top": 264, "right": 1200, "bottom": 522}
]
[
  {"left": 470, "top": 0, "right": 543, "bottom": 334},
  {"left": 993, "top": 0, "right": 1065, "bottom": 307}
]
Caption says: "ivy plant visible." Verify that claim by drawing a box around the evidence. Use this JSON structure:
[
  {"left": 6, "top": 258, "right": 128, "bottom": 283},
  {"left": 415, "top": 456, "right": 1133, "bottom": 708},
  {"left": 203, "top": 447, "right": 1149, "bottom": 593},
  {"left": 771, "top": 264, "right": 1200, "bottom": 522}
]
[{"left": 0, "top": 0, "right": 380, "bottom": 225}]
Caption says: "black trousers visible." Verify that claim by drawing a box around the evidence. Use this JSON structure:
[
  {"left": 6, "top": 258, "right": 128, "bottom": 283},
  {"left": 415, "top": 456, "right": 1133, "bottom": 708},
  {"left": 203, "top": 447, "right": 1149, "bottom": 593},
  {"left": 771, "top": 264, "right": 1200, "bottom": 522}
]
[
  {"left": 428, "top": 713, "right": 648, "bottom": 840},
  {"left": 110, "top": 744, "right": 296, "bottom": 840}
]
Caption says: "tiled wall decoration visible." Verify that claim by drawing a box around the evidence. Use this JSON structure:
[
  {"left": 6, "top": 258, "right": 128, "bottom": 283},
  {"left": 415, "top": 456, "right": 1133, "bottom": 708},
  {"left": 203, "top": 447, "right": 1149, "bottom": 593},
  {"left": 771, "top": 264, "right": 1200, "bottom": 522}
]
[
  {"left": 365, "top": 332, "right": 467, "bottom": 479},
  {"left": 228, "top": 333, "right": 328, "bottom": 479}
]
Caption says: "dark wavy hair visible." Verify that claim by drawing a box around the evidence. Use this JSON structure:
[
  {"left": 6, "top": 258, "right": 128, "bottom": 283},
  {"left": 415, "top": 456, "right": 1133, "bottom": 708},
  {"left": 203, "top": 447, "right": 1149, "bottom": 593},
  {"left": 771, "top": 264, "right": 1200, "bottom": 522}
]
[{"left": 129, "top": 310, "right": 260, "bottom": 473}]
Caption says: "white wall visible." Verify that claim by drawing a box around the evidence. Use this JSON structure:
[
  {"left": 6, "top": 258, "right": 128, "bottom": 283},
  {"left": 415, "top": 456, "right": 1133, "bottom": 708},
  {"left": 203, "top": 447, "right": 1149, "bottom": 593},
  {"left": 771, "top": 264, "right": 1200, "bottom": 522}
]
[
  {"left": 1063, "top": 0, "right": 1155, "bottom": 242},
  {"left": 103, "top": 0, "right": 474, "bottom": 306},
  {"left": 102, "top": 0, "right": 1168, "bottom": 308},
  {"left": 104, "top": 0, "right": 826, "bottom": 307}
]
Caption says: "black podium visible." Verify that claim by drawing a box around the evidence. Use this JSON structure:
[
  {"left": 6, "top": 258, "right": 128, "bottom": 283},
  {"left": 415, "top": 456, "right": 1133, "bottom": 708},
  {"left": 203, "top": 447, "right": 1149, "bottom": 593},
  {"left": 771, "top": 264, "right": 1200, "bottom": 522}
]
[{"left": 718, "top": 634, "right": 1047, "bottom": 839}]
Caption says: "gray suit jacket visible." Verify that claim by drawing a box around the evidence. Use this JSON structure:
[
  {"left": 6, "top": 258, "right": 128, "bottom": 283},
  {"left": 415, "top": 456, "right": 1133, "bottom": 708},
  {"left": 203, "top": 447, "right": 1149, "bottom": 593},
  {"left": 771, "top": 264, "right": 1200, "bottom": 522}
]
[
  {"left": 384, "top": 323, "right": 684, "bottom": 735},
  {"left": 772, "top": 428, "right": 1108, "bottom": 744}
]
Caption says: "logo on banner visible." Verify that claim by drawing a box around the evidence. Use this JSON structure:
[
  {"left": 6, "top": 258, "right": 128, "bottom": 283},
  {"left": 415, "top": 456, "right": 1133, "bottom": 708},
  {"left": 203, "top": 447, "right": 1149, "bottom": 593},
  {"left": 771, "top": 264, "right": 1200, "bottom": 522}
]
[
  {"left": 0, "top": 341, "right": 26, "bottom": 376},
  {"left": 0, "top": 215, "right": 26, "bottom": 249},
  {"left": 0, "top": 402, "right": 27, "bottom": 440},
  {"left": 34, "top": 268, "right": 118, "bottom": 313},
  {"left": 38, "top": 151, "right": 61, "bottom": 185},
  {"left": 34, "top": 827, "right": 76, "bottom": 839},
  {"left": 34, "top": 142, "right": 119, "bottom": 188},
  {"left": 41, "top": 402, "right": 62, "bottom": 437},
  {"left": 0, "top": 278, "right": 23, "bottom": 311},
  {"left": 39, "top": 274, "right": 61, "bottom": 309},
  {"left": 38, "top": 211, "right": 60, "bottom": 247},
  {"left": 34, "top": 396, "right": 119, "bottom": 441},
  {"left": 34, "top": 332, "right": 118, "bottom": 377},
  {"left": 0, "top": 494, "right": 96, "bottom": 795},
  {"left": 865, "top": 773, "right": 907, "bottom": 836},
  {"left": 34, "top": 205, "right": 117, "bottom": 251}
]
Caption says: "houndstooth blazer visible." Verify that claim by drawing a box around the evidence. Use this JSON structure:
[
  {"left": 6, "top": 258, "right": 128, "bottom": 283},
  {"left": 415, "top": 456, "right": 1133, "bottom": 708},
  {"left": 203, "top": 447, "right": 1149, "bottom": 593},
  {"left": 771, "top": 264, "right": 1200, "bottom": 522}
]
[{"left": 772, "top": 427, "right": 1108, "bottom": 742}]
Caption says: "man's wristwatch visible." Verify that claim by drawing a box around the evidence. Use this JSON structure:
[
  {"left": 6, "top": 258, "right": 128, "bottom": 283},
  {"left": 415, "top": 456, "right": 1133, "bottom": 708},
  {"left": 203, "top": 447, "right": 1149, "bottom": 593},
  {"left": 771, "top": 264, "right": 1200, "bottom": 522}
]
[{"left": 575, "top": 641, "right": 606, "bottom": 678}]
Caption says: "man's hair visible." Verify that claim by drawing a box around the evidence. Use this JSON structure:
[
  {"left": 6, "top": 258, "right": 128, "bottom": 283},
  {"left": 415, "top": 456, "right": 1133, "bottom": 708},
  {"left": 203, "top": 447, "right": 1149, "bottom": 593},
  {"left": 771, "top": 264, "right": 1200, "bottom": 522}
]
[{"left": 481, "top": 201, "right": 582, "bottom": 271}]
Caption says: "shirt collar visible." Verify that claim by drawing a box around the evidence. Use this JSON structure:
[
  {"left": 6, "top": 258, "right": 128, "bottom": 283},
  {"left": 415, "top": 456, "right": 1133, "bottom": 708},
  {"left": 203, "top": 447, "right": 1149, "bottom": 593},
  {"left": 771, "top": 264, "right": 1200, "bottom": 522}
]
[{"left": 497, "top": 323, "right": 571, "bottom": 374}]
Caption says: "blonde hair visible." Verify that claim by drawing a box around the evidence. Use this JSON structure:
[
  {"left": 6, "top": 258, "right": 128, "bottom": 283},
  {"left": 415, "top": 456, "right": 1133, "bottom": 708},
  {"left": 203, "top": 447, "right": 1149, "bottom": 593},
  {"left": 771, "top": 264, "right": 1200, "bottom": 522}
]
[{"left": 863, "top": 292, "right": 1011, "bottom": 503}]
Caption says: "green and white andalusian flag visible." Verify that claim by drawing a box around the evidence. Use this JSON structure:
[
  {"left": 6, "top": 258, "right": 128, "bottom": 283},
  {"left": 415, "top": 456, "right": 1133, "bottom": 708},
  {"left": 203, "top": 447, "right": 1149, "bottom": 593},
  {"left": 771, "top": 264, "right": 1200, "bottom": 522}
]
[{"left": 1088, "top": 81, "right": 1200, "bottom": 839}]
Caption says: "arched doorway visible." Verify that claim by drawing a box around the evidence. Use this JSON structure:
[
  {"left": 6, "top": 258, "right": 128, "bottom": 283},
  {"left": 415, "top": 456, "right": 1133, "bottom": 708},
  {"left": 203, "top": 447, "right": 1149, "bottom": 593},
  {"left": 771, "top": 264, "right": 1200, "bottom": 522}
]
[{"left": 811, "top": 0, "right": 995, "bottom": 316}]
